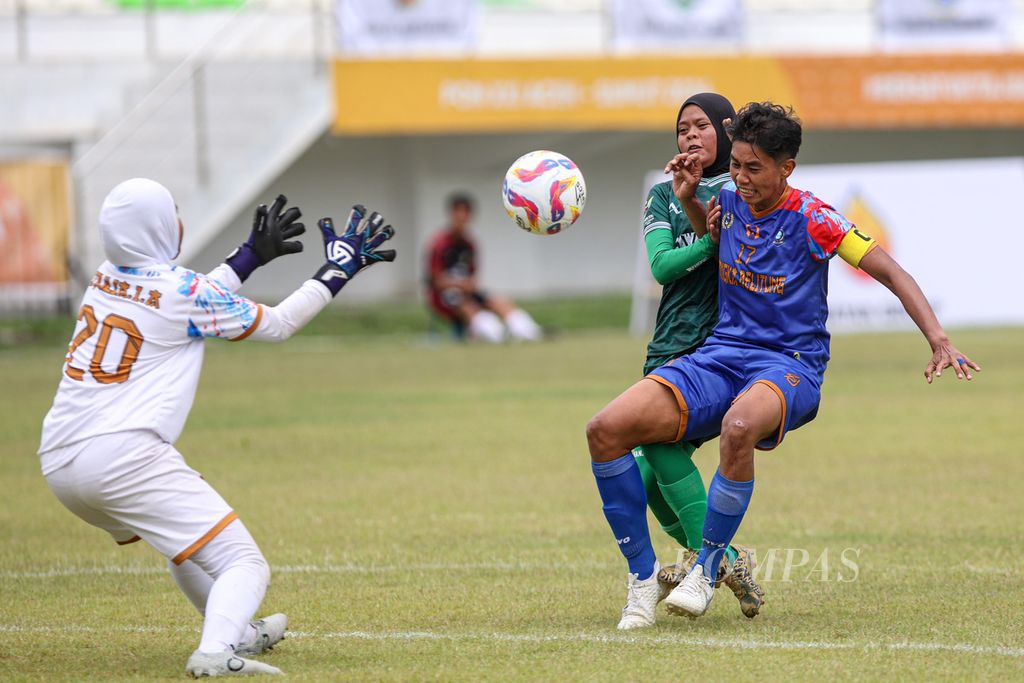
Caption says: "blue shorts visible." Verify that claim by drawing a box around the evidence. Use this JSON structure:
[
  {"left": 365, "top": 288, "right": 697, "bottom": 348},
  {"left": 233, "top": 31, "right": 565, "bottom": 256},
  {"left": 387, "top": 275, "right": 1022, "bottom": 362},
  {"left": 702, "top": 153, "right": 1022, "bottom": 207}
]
[{"left": 647, "top": 337, "right": 822, "bottom": 450}]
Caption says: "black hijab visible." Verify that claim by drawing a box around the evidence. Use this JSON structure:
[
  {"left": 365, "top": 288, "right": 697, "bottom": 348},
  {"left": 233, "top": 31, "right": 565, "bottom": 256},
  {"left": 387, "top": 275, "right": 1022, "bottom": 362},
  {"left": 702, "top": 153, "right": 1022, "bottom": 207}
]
[{"left": 676, "top": 92, "right": 736, "bottom": 177}]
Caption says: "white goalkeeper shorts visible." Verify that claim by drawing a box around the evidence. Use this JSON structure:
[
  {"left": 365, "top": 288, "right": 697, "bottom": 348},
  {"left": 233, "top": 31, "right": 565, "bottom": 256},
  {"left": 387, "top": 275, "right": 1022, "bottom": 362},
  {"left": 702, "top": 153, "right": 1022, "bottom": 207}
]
[{"left": 44, "top": 429, "right": 236, "bottom": 565}]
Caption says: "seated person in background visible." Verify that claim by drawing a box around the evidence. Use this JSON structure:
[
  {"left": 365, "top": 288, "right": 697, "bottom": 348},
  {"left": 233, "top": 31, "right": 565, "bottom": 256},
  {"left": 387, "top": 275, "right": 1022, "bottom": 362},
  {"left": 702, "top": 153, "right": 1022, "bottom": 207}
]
[{"left": 425, "top": 192, "right": 542, "bottom": 343}]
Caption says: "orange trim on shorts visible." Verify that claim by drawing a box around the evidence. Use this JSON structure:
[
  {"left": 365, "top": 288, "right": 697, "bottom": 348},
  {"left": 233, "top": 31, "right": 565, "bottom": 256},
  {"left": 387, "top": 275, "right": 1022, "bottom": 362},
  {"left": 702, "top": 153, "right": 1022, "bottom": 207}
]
[
  {"left": 732, "top": 379, "right": 787, "bottom": 451},
  {"left": 116, "top": 535, "right": 142, "bottom": 546},
  {"left": 231, "top": 304, "right": 263, "bottom": 342},
  {"left": 644, "top": 375, "right": 689, "bottom": 443},
  {"left": 172, "top": 511, "right": 238, "bottom": 565}
]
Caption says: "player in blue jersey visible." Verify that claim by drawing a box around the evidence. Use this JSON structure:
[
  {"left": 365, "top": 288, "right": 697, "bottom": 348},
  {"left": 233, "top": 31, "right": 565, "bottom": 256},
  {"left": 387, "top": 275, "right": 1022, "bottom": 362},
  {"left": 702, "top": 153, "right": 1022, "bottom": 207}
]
[
  {"left": 585, "top": 101, "right": 979, "bottom": 624},
  {"left": 620, "top": 93, "right": 763, "bottom": 630}
]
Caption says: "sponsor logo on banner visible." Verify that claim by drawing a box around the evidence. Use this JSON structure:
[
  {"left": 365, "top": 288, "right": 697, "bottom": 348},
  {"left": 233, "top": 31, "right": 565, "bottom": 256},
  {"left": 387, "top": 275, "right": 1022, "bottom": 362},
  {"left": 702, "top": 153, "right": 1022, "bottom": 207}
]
[
  {"left": 609, "top": 0, "right": 743, "bottom": 50},
  {"left": 335, "top": 0, "right": 477, "bottom": 55},
  {"left": 332, "top": 54, "right": 1024, "bottom": 134},
  {"left": 877, "top": 0, "right": 1012, "bottom": 50}
]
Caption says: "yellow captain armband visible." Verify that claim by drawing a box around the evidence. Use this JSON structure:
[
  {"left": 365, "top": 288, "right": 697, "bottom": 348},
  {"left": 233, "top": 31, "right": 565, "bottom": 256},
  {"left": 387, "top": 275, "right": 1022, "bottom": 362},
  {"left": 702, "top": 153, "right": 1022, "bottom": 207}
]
[{"left": 837, "top": 228, "right": 878, "bottom": 268}]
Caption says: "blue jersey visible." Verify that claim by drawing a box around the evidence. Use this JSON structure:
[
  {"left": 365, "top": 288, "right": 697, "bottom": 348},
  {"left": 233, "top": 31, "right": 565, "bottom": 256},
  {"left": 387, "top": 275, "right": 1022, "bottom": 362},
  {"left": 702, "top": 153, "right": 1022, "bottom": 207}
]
[{"left": 713, "top": 182, "right": 860, "bottom": 379}]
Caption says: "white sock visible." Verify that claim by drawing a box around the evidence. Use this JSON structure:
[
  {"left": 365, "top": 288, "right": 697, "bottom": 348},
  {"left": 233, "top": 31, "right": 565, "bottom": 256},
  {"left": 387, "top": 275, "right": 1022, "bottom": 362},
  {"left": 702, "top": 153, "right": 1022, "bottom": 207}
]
[
  {"left": 199, "top": 564, "right": 267, "bottom": 652},
  {"left": 468, "top": 310, "right": 506, "bottom": 343},
  {"left": 187, "top": 519, "right": 270, "bottom": 653},
  {"left": 168, "top": 559, "right": 214, "bottom": 615},
  {"left": 504, "top": 308, "right": 542, "bottom": 341},
  {"left": 169, "top": 558, "right": 260, "bottom": 648}
]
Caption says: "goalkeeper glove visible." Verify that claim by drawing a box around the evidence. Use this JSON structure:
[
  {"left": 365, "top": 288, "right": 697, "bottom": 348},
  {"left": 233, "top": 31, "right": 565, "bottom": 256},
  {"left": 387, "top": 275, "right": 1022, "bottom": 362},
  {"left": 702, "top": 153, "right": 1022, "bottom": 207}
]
[
  {"left": 313, "top": 205, "right": 396, "bottom": 296},
  {"left": 226, "top": 194, "right": 305, "bottom": 281}
]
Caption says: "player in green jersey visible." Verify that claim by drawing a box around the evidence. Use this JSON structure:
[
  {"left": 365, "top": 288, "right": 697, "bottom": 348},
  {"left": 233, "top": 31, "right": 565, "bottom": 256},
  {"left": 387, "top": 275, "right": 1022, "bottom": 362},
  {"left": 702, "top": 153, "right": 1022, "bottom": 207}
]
[{"left": 619, "top": 93, "right": 763, "bottom": 629}]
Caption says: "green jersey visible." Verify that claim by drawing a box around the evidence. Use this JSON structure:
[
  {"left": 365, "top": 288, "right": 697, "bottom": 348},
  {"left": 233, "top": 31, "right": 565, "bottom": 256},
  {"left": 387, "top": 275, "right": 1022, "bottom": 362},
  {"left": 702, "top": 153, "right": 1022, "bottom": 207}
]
[{"left": 642, "top": 172, "right": 730, "bottom": 374}]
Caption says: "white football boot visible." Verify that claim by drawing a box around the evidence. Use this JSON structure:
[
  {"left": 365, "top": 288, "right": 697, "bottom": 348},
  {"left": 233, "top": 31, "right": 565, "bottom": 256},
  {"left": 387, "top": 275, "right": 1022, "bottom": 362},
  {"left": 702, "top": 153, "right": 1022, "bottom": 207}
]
[
  {"left": 664, "top": 564, "right": 715, "bottom": 618},
  {"left": 616, "top": 561, "right": 662, "bottom": 630},
  {"left": 185, "top": 650, "right": 282, "bottom": 677},
  {"left": 234, "top": 614, "right": 288, "bottom": 656}
]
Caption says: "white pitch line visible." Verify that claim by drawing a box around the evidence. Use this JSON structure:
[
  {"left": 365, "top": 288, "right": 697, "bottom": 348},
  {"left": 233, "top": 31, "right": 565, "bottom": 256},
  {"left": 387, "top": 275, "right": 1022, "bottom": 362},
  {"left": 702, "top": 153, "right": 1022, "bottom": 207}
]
[
  {"left": 1, "top": 623, "right": 1021, "bottom": 659},
  {"left": 0, "top": 561, "right": 610, "bottom": 580},
  {"left": 1, "top": 566, "right": 165, "bottom": 579},
  {"left": 4, "top": 561, "right": 1017, "bottom": 581},
  {"left": 269, "top": 561, "right": 598, "bottom": 574},
  {"left": 297, "top": 630, "right": 1024, "bottom": 658}
]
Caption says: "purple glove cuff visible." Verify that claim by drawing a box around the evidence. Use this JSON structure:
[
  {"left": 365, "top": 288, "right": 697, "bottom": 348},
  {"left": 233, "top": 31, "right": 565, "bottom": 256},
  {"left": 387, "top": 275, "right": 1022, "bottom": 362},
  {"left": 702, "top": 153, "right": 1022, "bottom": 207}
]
[
  {"left": 225, "top": 244, "right": 261, "bottom": 282},
  {"left": 313, "top": 261, "right": 349, "bottom": 297}
]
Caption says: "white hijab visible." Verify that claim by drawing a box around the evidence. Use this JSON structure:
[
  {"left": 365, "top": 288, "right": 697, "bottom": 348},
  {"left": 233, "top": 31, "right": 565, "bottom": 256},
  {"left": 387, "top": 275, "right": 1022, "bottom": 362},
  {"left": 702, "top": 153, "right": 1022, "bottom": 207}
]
[{"left": 99, "top": 178, "right": 180, "bottom": 267}]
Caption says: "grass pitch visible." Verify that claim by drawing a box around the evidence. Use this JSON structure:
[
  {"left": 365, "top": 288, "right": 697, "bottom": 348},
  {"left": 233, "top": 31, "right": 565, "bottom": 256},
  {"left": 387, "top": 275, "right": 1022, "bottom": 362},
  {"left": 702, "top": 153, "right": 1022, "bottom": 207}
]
[{"left": 1, "top": 325, "right": 1022, "bottom": 681}]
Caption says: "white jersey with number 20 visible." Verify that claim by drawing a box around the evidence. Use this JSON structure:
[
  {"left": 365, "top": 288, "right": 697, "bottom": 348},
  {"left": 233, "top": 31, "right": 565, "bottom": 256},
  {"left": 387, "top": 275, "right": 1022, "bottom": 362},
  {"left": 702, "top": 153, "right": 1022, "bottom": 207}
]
[{"left": 38, "top": 261, "right": 262, "bottom": 474}]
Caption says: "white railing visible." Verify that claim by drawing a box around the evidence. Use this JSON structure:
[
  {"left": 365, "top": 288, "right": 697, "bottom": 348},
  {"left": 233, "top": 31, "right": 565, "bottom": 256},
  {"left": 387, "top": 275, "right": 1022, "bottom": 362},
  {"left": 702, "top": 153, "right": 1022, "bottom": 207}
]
[{"left": 71, "top": 0, "right": 333, "bottom": 282}]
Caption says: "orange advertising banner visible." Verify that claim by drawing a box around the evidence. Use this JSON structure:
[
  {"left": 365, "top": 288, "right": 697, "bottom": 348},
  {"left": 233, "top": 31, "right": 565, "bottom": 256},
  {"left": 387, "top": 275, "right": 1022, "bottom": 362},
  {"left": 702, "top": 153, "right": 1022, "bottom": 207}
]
[
  {"left": 0, "top": 160, "right": 71, "bottom": 283},
  {"left": 778, "top": 54, "right": 1024, "bottom": 128},
  {"left": 332, "top": 53, "right": 1024, "bottom": 134}
]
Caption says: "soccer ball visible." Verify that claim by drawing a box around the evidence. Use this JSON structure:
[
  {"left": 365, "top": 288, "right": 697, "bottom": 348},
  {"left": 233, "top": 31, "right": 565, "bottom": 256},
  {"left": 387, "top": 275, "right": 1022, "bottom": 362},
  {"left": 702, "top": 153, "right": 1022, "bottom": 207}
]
[{"left": 501, "top": 150, "right": 586, "bottom": 235}]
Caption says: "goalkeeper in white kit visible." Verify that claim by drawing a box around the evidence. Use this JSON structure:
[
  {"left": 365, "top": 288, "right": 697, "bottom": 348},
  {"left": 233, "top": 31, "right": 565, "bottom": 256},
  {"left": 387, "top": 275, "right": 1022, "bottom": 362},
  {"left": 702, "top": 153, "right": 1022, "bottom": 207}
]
[{"left": 37, "top": 178, "right": 396, "bottom": 677}]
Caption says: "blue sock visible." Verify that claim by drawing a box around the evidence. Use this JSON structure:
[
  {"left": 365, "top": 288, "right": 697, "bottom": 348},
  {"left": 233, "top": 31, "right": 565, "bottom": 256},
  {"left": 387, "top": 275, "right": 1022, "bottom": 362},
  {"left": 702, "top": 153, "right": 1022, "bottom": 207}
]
[
  {"left": 695, "top": 469, "right": 754, "bottom": 584},
  {"left": 592, "top": 454, "right": 657, "bottom": 580}
]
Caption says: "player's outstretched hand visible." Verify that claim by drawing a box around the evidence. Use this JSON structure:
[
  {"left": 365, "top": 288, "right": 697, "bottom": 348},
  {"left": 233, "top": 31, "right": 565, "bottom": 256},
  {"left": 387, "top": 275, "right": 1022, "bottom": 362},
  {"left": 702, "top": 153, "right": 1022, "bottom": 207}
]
[
  {"left": 226, "top": 194, "right": 305, "bottom": 281},
  {"left": 314, "top": 205, "right": 396, "bottom": 296},
  {"left": 251, "top": 195, "right": 305, "bottom": 264},
  {"left": 664, "top": 152, "right": 702, "bottom": 202},
  {"left": 707, "top": 196, "right": 722, "bottom": 244},
  {"left": 925, "top": 340, "right": 980, "bottom": 384}
]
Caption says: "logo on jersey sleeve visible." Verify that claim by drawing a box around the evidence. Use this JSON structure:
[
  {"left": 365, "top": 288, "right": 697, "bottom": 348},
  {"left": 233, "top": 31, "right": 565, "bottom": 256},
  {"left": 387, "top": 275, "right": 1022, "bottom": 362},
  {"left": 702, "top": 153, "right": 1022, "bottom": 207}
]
[
  {"left": 180, "top": 270, "right": 259, "bottom": 339},
  {"left": 785, "top": 373, "right": 801, "bottom": 387},
  {"left": 772, "top": 228, "right": 785, "bottom": 245}
]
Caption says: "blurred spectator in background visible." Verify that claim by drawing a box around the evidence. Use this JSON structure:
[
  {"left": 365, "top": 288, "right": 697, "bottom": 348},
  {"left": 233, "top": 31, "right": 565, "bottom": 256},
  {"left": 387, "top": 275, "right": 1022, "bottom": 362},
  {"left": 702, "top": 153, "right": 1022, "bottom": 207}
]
[{"left": 425, "top": 192, "right": 542, "bottom": 343}]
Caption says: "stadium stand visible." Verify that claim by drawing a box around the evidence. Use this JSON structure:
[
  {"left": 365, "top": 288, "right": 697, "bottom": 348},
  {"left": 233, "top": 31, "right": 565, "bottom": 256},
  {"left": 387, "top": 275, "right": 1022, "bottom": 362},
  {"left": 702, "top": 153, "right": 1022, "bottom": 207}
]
[{"left": 2, "top": 0, "right": 1023, "bottom": 312}]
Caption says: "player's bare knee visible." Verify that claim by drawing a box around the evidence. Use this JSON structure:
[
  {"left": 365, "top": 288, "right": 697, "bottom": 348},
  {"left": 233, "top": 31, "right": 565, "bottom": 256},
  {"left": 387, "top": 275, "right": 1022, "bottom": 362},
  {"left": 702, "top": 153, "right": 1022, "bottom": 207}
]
[
  {"left": 586, "top": 413, "right": 620, "bottom": 462},
  {"left": 585, "top": 414, "right": 605, "bottom": 455},
  {"left": 720, "top": 416, "right": 757, "bottom": 452}
]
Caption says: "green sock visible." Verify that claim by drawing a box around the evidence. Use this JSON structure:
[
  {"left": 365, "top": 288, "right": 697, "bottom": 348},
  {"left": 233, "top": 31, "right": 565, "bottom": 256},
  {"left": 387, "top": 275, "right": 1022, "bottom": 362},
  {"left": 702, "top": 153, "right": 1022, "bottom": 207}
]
[
  {"left": 642, "top": 443, "right": 745, "bottom": 560},
  {"left": 634, "top": 448, "right": 689, "bottom": 547},
  {"left": 644, "top": 442, "right": 706, "bottom": 551},
  {"left": 658, "top": 472, "right": 707, "bottom": 551}
]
